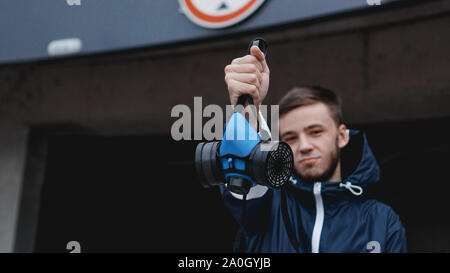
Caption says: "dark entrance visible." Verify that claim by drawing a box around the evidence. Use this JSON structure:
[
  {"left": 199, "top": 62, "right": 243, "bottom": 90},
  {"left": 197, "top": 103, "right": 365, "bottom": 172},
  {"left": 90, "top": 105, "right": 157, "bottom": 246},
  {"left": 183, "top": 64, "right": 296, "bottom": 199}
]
[
  {"left": 16, "top": 117, "right": 450, "bottom": 252},
  {"left": 32, "top": 135, "right": 237, "bottom": 252}
]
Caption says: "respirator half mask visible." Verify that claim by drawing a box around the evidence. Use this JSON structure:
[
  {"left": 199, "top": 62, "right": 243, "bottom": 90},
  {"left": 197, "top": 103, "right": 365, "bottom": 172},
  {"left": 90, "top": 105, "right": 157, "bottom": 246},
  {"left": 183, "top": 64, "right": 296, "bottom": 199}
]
[{"left": 195, "top": 38, "right": 294, "bottom": 196}]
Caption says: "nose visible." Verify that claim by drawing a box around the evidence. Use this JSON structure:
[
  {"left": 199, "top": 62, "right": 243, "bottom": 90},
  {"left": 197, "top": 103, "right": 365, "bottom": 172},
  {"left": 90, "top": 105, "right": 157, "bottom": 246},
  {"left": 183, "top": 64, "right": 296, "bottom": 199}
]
[{"left": 297, "top": 136, "right": 314, "bottom": 155}]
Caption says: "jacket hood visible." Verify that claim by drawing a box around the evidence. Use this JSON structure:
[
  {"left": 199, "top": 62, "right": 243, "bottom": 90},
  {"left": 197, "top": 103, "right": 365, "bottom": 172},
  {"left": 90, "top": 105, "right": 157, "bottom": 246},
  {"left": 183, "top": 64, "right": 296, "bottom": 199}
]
[{"left": 289, "top": 129, "right": 380, "bottom": 197}]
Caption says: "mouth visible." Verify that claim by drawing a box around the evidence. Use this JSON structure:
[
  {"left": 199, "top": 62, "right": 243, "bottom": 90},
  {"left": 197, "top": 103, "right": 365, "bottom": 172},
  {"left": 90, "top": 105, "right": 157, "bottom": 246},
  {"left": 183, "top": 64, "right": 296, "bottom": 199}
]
[{"left": 299, "top": 157, "right": 319, "bottom": 164}]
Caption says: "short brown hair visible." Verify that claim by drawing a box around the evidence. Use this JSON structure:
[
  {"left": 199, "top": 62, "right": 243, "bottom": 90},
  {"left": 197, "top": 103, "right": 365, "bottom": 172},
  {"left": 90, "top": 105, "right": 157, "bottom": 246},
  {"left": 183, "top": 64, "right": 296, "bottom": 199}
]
[{"left": 278, "top": 85, "right": 343, "bottom": 126}]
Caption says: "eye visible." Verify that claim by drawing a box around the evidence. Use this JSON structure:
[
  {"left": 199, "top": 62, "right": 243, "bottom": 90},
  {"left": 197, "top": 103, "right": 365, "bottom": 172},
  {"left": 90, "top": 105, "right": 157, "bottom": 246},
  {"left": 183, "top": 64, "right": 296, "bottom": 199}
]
[
  {"left": 311, "top": 130, "right": 322, "bottom": 136},
  {"left": 283, "top": 136, "right": 297, "bottom": 142}
]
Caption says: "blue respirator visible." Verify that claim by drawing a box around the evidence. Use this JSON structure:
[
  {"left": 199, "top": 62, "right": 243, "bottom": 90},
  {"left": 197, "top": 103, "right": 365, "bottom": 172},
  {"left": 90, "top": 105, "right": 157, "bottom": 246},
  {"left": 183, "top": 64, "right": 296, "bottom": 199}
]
[{"left": 195, "top": 39, "right": 293, "bottom": 195}]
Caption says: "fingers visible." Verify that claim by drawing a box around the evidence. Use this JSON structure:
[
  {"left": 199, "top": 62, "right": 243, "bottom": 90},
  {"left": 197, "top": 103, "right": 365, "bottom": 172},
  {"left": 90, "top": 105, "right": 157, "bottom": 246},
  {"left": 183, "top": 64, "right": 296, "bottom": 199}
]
[
  {"left": 225, "top": 72, "right": 262, "bottom": 90},
  {"left": 226, "top": 79, "right": 260, "bottom": 105},
  {"left": 224, "top": 47, "right": 270, "bottom": 107},
  {"left": 225, "top": 63, "right": 262, "bottom": 73},
  {"left": 231, "top": 55, "right": 263, "bottom": 72}
]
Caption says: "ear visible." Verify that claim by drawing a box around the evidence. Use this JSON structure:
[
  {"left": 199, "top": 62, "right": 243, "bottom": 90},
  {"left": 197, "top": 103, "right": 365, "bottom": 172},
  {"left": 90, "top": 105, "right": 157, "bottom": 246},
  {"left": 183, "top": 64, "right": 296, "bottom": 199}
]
[{"left": 337, "top": 124, "right": 349, "bottom": 149}]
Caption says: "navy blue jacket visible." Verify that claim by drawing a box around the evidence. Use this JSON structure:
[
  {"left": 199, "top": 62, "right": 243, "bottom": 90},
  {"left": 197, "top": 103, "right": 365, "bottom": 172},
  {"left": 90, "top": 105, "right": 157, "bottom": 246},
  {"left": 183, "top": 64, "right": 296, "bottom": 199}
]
[{"left": 220, "top": 130, "right": 407, "bottom": 253}]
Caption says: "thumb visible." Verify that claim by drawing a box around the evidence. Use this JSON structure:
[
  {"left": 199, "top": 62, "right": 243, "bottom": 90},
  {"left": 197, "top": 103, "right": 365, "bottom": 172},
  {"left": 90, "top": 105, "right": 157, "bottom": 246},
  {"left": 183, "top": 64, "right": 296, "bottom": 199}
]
[
  {"left": 250, "top": 45, "right": 269, "bottom": 73},
  {"left": 250, "top": 45, "right": 265, "bottom": 62}
]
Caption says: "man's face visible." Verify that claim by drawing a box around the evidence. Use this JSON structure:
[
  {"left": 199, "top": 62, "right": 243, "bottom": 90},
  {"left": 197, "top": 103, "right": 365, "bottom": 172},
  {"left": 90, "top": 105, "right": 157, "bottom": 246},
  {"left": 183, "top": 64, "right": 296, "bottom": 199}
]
[{"left": 279, "top": 103, "right": 348, "bottom": 183}]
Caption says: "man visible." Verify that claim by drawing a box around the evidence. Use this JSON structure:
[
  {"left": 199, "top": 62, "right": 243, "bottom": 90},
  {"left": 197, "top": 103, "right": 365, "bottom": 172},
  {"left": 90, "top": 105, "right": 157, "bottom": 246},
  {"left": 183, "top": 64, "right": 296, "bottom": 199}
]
[{"left": 220, "top": 45, "right": 407, "bottom": 253}]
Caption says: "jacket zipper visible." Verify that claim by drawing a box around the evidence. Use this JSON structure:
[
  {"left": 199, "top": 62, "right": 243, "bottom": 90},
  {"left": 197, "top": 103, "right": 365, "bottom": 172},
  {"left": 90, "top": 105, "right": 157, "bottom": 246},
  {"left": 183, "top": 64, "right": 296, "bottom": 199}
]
[{"left": 312, "top": 182, "right": 324, "bottom": 253}]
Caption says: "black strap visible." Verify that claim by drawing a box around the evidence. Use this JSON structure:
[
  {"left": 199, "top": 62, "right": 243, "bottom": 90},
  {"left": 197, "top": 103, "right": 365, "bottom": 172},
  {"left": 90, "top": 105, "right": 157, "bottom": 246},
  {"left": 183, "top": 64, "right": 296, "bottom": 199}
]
[
  {"left": 281, "top": 187, "right": 300, "bottom": 252},
  {"left": 236, "top": 94, "right": 253, "bottom": 107},
  {"left": 233, "top": 193, "right": 247, "bottom": 253},
  {"left": 235, "top": 95, "right": 260, "bottom": 133}
]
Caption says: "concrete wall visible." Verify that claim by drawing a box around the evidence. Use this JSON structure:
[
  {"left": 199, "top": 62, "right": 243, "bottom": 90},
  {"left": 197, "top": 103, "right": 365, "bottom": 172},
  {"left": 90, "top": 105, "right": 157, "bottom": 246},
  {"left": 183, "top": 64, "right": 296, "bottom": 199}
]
[
  {"left": 1, "top": 0, "right": 450, "bottom": 252},
  {"left": 0, "top": 121, "right": 28, "bottom": 252}
]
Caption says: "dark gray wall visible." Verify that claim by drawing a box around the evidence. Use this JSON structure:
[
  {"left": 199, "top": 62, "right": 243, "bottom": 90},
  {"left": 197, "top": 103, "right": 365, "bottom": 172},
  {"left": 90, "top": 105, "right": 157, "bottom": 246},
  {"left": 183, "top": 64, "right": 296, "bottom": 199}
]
[
  {"left": 1, "top": 1, "right": 449, "bottom": 130},
  {"left": 0, "top": 0, "right": 397, "bottom": 64}
]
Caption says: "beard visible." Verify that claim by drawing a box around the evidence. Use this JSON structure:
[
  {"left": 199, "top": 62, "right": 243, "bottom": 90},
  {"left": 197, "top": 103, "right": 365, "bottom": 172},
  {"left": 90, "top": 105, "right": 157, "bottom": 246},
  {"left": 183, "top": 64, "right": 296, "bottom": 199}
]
[{"left": 297, "top": 138, "right": 340, "bottom": 183}]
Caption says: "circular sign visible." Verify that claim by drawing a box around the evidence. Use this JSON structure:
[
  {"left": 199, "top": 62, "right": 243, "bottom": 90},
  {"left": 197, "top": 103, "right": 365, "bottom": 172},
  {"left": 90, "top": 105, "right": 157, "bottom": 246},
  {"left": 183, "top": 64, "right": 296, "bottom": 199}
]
[{"left": 179, "top": 0, "right": 266, "bottom": 29}]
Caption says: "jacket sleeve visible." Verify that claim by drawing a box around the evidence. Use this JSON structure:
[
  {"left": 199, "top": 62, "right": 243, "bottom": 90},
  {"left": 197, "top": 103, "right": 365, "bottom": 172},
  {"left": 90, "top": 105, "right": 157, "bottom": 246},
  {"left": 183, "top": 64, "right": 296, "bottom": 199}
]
[
  {"left": 384, "top": 207, "right": 407, "bottom": 253},
  {"left": 220, "top": 184, "right": 272, "bottom": 227}
]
